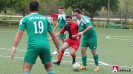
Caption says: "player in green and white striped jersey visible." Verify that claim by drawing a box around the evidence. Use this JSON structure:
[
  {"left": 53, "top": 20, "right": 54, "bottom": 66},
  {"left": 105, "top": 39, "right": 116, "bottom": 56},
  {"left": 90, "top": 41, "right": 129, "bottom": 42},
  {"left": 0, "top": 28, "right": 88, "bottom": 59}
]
[
  {"left": 52, "top": 6, "right": 69, "bottom": 55},
  {"left": 73, "top": 8, "right": 99, "bottom": 71}
]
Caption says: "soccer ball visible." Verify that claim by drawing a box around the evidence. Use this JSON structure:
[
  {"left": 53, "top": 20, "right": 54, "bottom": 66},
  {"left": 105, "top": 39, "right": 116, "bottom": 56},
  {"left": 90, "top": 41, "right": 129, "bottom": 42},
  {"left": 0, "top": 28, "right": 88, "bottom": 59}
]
[{"left": 72, "top": 63, "right": 81, "bottom": 71}]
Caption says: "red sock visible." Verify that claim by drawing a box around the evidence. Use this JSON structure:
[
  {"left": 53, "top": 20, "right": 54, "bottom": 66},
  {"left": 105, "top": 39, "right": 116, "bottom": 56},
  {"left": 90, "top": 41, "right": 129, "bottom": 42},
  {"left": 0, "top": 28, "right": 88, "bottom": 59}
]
[{"left": 58, "top": 51, "right": 64, "bottom": 62}]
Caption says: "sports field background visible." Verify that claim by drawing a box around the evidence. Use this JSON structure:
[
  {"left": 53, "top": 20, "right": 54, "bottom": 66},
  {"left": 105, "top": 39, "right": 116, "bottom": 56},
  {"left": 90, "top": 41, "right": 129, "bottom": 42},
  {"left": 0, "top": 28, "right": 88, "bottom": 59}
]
[{"left": 0, "top": 27, "right": 133, "bottom": 74}]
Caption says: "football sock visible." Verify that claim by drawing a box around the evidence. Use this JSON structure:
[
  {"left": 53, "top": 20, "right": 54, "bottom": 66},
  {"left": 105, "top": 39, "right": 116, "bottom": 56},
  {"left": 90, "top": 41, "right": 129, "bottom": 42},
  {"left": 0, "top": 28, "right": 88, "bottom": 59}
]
[
  {"left": 47, "top": 70, "right": 54, "bottom": 74},
  {"left": 58, "top": 51, "right": 64, "bottom": 62},
  {"left": 93, "top": 54, "right": 99, "bottom": 66},
  {"left": 72, "top": 54, "right": 76, "bottom": 62},
  {"left": 82, "top": 56, "right": 87, "bottom": 66},
  {"left": 23, "top": 71, "right": 30, "bottom": 74}
]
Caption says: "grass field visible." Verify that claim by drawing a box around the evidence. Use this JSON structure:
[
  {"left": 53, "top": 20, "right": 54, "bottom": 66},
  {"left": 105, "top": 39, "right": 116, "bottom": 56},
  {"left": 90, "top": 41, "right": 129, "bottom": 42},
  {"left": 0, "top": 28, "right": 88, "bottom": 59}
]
[{"left": 0, "top": 27, "right": 133, "bottom": 74}]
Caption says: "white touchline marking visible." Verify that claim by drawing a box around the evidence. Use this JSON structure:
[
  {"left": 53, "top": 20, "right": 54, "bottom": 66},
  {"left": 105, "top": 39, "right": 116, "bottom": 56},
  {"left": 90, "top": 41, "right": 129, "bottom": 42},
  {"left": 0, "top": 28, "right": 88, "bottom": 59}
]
[
  {"left": 1, "top": 47, "right": 133, "bottom": 68},
  {"left": 0, "top": 48, "right": 6, "bottom": 49},
  {"left": 105, "top": 36, "right": 133, "bottom": 41},
  {"left": 0, "top": 48, "right": 26, "bottom": 51},
  {"left": 0, "top": 54, "right": 133, "bottom": 68}
]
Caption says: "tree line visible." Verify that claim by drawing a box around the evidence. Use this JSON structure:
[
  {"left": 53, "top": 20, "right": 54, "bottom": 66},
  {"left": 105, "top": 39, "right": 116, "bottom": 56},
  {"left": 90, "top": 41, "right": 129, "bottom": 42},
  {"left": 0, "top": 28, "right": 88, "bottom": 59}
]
[{"left": 0, "top": 0, "right": 133, "bottom": 23}]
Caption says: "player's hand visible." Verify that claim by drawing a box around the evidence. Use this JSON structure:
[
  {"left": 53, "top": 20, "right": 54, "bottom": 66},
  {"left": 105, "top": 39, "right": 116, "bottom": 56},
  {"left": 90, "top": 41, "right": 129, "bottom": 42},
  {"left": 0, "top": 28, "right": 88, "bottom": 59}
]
[
  {"left": 49, "top": 38, "right": 52, "bottom": 41},
  {"left": 11, "top": 47, "right": 16, "bottom": 60},
  {"left": 76, "top": 36, "right": 80, "bottom": 40},
  {"left": 72, "top": 35, "right": 77, "bottom": 39},
  {"left": 64, "top": 31, "right": 67, "bottom": 35},
  {"left": 78, "top": 32, "right": 83, "bottom": 36}
]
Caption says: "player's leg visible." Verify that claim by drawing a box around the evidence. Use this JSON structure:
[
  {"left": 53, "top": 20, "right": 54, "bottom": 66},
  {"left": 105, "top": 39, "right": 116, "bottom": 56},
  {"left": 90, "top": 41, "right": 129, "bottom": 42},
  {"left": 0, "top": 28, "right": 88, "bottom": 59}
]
[
  {"left": 70, "top": 49, "right": 76, "bottom": 64},
  {"left": 89, "top": 36, "right": 99, "bottom": 71},
  {"left": 40, "top": 48, "right": 54, "bottom": 74},
  {"left": 70, "top": 39, "right": 80, "bottom": 64},
  {"left": 61, "top": 39, "right": 70, "bottom": 55},
  {"left": 60, "top": 34, "right": 70, "bottom": 55},
  {"left": 23, "top": 47, "right": 39, "bottom": 74},
  {"left": 23, "top": 63, "right": 33, "bottom": 74},
  {"left": 80, "top": 47, "right": 88, "bottom": 70},
  {"left": 80, "top": 38, "right": 88, "bottom": 70},
  {"left": 44, "top": 62, "right": 54, "bottom": 74},
  {"left": 91, "top": 50, "right": 99, "bottom": 71},
  {"left": 52, "top": 37, "right": 60, "bottom": 55},
  {"left": 53, "top": 41, "right": 70, "bottom": 65}
]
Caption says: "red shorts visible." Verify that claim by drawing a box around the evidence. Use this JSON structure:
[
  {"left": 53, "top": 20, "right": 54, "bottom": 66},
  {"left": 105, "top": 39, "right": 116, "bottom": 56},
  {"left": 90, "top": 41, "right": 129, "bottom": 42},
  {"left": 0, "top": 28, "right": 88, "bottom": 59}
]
[{"left": 65, "top": 38, "right": 80, "bottom": 51}]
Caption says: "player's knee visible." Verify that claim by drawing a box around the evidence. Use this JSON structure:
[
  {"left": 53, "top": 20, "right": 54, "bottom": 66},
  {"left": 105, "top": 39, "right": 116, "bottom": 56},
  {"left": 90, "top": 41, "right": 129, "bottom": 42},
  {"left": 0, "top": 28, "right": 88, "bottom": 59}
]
[
  {"left": 61, "top": 48, "right": 66, "bottom": 51},
  {"left": 91, "top": 50, "right": 97, "bottom": 55},
  {"left": 70, "top": 51, "right": 74, "bottom": 56}
]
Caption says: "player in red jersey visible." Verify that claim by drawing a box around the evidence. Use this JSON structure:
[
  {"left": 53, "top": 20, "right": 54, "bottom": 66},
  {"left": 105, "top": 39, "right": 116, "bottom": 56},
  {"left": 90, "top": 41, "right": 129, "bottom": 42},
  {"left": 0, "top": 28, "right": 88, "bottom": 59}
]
[{"left": 52, "top": 15, "right": 81, "bottom": 65}]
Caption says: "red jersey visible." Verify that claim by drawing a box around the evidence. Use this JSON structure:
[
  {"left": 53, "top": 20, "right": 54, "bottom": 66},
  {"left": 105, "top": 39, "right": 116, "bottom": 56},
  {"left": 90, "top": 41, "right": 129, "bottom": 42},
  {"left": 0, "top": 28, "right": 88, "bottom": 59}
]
[{"left": 60, "top": 22, "right": 79, "bottom": 39}]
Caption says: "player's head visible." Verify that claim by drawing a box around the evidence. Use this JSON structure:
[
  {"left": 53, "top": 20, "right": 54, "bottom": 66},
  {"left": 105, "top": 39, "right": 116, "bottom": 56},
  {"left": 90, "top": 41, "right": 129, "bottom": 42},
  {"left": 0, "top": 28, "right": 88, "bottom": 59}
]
[
  {"left": 73, "top": 8, "right": 82, "bottom": 19},
  {"left": 66, "top": 15, "right": 72, "bottom": 25},
  {"left": 58, "top": 6, "right": 64, "bottom": 14},
  {"left": 28, "top": 1, "right": 39, "bottom": 12}
]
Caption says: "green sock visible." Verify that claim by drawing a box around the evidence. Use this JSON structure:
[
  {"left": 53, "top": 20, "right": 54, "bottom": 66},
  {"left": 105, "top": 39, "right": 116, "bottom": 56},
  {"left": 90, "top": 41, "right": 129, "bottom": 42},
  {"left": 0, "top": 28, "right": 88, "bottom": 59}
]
[
  {"left": 93, "top": 54, "right": 99, "bottom": 66},
  {"left": 82, "top": 56, "right": 87, "bottom": 66},
  {"left": 47, "top": 70, "right": 54, "bottom": 74},
  {"left": 23, "top": 71, "right": 30, "bottom": 74}
]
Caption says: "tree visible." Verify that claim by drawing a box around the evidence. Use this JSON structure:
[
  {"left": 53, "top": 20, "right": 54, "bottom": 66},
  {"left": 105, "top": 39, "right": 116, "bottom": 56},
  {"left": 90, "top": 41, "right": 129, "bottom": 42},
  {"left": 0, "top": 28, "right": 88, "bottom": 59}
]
[
  {"left": 56, "top": 0, "right": 119, "bottom": 22},
  {"left": 0, "top": 0, "right": 52, "bottom": 16}
]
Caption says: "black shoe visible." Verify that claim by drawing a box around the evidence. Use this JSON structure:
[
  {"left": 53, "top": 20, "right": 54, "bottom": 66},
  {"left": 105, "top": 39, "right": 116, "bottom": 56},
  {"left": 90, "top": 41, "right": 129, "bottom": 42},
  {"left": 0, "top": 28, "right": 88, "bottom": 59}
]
[
  {"left": 72, "top": 61, "right": 76, "bottom": 65},
  {"left": 53, "top": 61, "right": 60, "bottom": 65}
]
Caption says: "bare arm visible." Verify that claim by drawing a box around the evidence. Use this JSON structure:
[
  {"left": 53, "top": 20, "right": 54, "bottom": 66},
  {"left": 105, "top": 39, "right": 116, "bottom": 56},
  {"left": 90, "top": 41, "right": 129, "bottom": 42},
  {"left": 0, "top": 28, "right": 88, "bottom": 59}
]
[
  {"left": 53, "top": 23, "right": 58, "bottom": 31},
  {"left": 11, "top": 30, "right": 23, "bottom": 59},
  {"left": 49, "top": 31, "right": 60, "bottom": 53}
]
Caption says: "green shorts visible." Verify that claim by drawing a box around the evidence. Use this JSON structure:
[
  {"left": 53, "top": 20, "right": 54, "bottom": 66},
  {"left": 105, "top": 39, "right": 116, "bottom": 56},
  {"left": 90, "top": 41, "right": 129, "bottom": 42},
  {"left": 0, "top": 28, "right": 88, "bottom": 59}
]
[
  {"left": 81, "top": 35, "right": 97, "bottom": 50},
  {"left": 59, "top": 34, "right": 66, "bottom": 40},
  {"left": 24, "top": 46, "right": 52, "bottom": 64}
]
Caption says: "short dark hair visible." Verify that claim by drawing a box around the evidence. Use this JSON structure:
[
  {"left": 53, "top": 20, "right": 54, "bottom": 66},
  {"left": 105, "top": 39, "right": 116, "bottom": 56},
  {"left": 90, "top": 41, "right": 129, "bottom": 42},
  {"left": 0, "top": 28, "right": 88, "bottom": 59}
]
[
  {"left": 58, "top": 6, "right": 64, "bottom": 9},
  {"left": 29, "top": 1, "right": 39, "bottom": 11},
  {"left": 73, "top": 8, "right": 82, "bottom": 14},
  {"left": 66, "top": 15, "right": 72, "bottom": 19}
]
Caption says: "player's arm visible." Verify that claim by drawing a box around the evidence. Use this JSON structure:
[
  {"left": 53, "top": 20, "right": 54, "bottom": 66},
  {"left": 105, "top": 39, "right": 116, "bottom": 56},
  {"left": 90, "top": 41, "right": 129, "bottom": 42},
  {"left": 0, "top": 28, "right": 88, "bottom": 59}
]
[
  {"left": 78, "top": 23, "right": 92, "bottom": 36},
  {"left": 11, "top": 30, "right": 24, "bottom": 59},
  {"left": 49, "top": 31, "right": 60, "bottom": 53},
  {"left": 82, "top": 26, "right": 92, "bottom": 33},
  {"left": 53, "top": 23, "right": 58, "bottom": 31}
]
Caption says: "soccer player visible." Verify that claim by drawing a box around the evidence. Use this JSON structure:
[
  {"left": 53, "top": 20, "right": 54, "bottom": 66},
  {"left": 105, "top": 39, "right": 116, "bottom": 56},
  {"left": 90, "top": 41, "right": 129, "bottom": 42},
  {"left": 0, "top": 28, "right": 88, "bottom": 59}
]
[
  {"left": 11, "top": 1, "right": 60, "bottom": 74},
  {"left": 73, "top": 8, "right": 99, "bottom": 71},
  {"left": 52, "top": 15, "right": 80, "bottom": 65},
  {"left": 52, "top": 6, "right": 69, "bottom": 55}
]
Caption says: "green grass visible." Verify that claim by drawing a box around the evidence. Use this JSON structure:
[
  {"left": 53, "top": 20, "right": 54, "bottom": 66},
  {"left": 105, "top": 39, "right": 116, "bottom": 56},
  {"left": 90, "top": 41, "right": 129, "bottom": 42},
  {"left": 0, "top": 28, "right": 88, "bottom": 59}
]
[{"left": 0, "top": 27, "right": 133, "bottom": 74}]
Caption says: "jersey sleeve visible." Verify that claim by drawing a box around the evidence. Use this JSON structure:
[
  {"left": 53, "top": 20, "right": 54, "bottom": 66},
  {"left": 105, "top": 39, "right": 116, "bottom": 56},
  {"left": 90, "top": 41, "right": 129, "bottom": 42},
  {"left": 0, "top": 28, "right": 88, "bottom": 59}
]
[
  {"left": 18, "top": 18, "right": 26, "bottom": 30},
  {"left": 62, "top": 14, "right": 66, "bottom": 20},
  {"left": 60, "top": 27, "right": 66, "bottom": 34},
  {"left": 85, "top": 22, "right": 92, "bottom": 27},
  {"left": 82, "top": 16, "right": 92, "bottom": 27}
]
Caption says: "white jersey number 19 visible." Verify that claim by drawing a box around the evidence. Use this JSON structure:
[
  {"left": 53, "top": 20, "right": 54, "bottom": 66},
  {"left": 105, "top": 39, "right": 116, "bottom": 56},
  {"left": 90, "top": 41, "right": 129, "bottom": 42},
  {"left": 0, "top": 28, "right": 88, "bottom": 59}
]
[{"left": 34, "top": 21, "right": 44, "bottom": 34}]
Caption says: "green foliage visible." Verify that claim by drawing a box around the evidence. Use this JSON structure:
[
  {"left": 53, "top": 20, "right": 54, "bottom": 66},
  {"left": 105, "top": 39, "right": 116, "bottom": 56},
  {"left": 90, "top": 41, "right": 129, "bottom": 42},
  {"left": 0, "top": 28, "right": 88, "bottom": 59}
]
[
  {"left": 56, "top": 0, "right": 119, "bottom": 21},
  {"left": 65, "top": 7, "right": 73, "bottom": 15}
]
